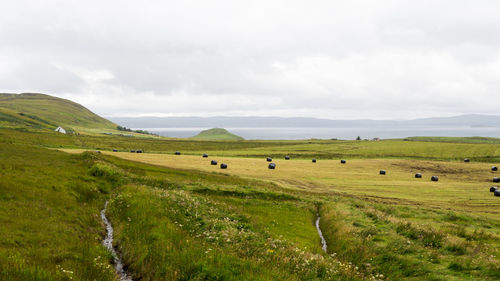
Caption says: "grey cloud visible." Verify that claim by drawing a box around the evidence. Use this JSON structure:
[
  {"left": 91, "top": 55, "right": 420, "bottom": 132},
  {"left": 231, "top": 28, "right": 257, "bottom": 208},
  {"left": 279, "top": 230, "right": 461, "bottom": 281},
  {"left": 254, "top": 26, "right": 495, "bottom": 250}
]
[{"left": 1, "top": 0, "right": 500, "bottom": 119}]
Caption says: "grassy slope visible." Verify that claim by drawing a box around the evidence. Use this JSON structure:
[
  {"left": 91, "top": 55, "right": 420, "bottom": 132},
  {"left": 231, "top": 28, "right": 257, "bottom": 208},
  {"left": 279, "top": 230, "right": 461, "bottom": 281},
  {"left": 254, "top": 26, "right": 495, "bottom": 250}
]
[
  {"left": 1, "top": 127, "right": 499, "bottom": 280},
  {"left": 103, "top": 152, "right": 500, "bottom": 280},
  {"left": 0, "top": 144, "right": 116, "bottom": 281},
  {"left": 407, "top": 136, "right": 500, "bottom": 144},
  {"left": 0, "top": 93, "right": 116, "bottom": 131},
  {"left": 191, "top": 128, "right": 244, "bottom": 140}
]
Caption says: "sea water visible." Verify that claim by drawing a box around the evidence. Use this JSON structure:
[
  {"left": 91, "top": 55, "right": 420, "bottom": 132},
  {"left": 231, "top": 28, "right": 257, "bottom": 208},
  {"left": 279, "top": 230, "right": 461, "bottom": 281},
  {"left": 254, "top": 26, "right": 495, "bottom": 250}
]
[{"left": 135, "top": 126, "right": 500, "bottom": 140}]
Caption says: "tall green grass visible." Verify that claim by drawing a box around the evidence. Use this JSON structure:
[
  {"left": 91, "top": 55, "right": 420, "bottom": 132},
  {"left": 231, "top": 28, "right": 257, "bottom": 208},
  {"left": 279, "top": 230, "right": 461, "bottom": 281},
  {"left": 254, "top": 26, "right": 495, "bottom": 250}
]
[{"left": 0, "top": 145, "right": 117, "bottom": 280}]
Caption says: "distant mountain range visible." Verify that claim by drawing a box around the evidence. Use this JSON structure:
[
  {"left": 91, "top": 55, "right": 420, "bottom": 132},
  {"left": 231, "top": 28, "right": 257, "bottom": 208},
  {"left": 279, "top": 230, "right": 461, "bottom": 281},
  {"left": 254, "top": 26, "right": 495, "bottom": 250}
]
[{"left": 109, "top": 114, "right": 500, "bottom": 129}]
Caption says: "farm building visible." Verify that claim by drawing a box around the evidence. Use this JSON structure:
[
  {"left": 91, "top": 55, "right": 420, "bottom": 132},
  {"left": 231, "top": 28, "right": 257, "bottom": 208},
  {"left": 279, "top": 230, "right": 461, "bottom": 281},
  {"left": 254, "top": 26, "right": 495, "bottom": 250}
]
[{"left": 55, "top": 126, "right": 66, "bottom": 134}]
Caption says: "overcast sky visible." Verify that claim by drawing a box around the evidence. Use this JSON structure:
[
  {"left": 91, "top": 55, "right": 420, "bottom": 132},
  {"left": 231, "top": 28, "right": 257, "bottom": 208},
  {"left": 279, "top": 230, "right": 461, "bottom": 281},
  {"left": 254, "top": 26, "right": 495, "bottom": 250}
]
[{"left": 1, "top": 0, "right": 500, "bottom": 119}]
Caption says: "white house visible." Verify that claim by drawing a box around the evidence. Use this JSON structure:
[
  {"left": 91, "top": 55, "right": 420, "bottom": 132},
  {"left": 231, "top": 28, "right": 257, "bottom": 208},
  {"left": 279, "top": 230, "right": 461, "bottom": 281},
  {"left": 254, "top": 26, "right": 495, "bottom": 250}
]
[{"left": 55, "top": 126, "right": 66, "bottom": 134}]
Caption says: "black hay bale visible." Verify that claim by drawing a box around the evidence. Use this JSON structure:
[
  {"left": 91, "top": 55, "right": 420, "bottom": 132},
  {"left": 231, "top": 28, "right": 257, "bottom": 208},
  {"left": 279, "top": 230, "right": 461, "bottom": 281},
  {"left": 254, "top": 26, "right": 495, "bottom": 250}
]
[
  {"left": 266, "top": 157, "right": 272, "bottom": 162},
  {"left": 136, "top": 149, "right": 143, "bottom": 153},
  {"left": 175, "top": 151, "right": 181, "bottom": 155},
  {"left": 285, "top": 155, "right": 290, "bottom": 160},
  {"left": 490, "top": 186, "right": 498, "bottom": 192},
  {"left": 268, "top": 163, "right": 276, "bottom": 169},
  {"left": 220, "top": 163, "right": 227, "bottom": 169},
  {"left": 464, "top": 158, "right": 470, "bottom": 163},
  {"left": 96, "top": 150, "right": 101, "bottom": 154},
  {"left": 379, "top": 170, "right": 386, "bottom": 175},
  {"left": 495, "top": 190, "right": 500, "bottom": 197},
  {"left": 492, "top": 166, "right": 498, "bottom": 171},
  {"left": 340, "top": 159, "right": 346, "bottom": 164},
  {"left": 431, "top": 176, "right": 439, "bottom": 182},
  {"left": 493, "top": 177, "right": 500, "bottom": 183},
  {"left": 113, "top": 149, "right": 118, "bottom": 152},
  {"left": 211, "top": 160, "right": 218, "bottom": 165},
  {"left": 130, "top": 150, "right": 135, "bottom": 153},
  {"left": 312, "top": 159, "right": 317, "bottom": 163},
  {"left": 202, "top": 153, "right": 208, "bottom": 158},
  {"left": 415, "top": 173, "right": 422, "bottom": 178}
]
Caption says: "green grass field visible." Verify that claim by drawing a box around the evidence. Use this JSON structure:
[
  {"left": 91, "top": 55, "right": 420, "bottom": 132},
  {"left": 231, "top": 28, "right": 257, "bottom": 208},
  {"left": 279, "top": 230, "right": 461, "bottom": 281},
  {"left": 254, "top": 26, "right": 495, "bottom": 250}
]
[{"left": 1, "top": 96, "right": 499, "bottom": 280}]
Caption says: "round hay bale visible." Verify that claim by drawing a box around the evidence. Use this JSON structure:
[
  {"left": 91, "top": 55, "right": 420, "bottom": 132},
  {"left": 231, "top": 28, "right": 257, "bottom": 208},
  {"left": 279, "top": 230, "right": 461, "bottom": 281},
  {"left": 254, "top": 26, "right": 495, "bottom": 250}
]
[
  {"left": 211, "top": 160, "right": 218, "bottom": 165},
  {"left": 312, "top": 159, "right": 317, "bottom": 163},
  {"left": 113, "top": 149, "right": 118, "bottom": 152},
  {"left": 490, "top": 186, "right": 498, "bottom": 192},
  {"left": 266, "top": 157, "right": 272, "bottom": 162},
  {"left": 136, "top": 149, "right": 143, "bottom": 153},
  {"left": 96, "top": 150, "right": 101, "bottom": 154},
  {"left": 220, "top": 163, "right": 227, "bottom": 169},
  {"left": 379, "top": 170, "right": 386, "bottom": 175},
  {"left": 493, "top": 177, "right": 500, "bottom": 183},
  {"left": 464, "top": 158, "right": 470, "bottom": 163},
  {"left": 285, "top": 155, "right": 290, "bottom": 160},
  {"left": 130, "top": 150, "right": 135, "bottom": 153},
  {"left": 175, "top": 151, "right": 181, "bottom": 155},
  {"left": 340, "top": 159, "right": 346, "bottom": 164},
  {"left": 495, "top": 190, "right": 500, "bottom": 197},
  {"left": 202, "top": 153, "right": 208, "bottom": 158},
  {"left": 415, "top": 173, "right": 422, "bottom": 178},
  {"left": 431, "top": 176, "right": 439, "bottom": 182},
  {"left": 492, "top": 166, "right": 498, "bottom": 171},
  {"left": 268, "top": 163, "right": 276, "bottom": 169}
]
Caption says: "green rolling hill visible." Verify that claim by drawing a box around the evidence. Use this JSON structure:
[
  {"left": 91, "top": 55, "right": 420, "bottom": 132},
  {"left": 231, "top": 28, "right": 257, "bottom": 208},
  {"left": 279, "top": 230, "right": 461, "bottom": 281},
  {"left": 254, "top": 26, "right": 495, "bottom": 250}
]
[
  {"left": 191, "top": 128, "right": 244, "bottom": 140},
  {"left": 0, "top": 93, "right": 117, "bottom": 132}
]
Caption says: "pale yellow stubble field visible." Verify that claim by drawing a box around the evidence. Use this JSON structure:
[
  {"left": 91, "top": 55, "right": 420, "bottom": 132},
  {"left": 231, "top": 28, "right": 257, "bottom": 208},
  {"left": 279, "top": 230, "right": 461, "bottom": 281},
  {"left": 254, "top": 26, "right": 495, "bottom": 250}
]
[{"left": 61, "top": 149, "right": 500, "bottom": 216}]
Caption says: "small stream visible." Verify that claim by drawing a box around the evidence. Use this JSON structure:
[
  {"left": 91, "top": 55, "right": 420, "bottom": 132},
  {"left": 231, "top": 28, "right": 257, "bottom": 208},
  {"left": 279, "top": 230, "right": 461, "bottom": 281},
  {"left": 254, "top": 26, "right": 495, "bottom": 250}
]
[
  {"left": 101, "top": 201, "right": 132, "bottom": 281},
  {"left": 315, "top": 214, "right": 328, "bottom": 253}
]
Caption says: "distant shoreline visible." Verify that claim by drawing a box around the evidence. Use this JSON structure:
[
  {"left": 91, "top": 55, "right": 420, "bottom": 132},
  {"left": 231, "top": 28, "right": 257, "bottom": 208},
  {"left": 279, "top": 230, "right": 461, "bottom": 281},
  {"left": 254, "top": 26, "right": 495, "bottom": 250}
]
[{"left": 131, "top": 126, "right": 500, "bottom": 140}]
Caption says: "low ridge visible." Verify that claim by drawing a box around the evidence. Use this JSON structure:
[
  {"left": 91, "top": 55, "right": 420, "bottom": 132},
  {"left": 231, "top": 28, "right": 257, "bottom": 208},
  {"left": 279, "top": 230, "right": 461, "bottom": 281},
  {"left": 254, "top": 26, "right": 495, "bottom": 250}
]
[{"left": 191, "top": 128, "right": 244, "bottom": 140}]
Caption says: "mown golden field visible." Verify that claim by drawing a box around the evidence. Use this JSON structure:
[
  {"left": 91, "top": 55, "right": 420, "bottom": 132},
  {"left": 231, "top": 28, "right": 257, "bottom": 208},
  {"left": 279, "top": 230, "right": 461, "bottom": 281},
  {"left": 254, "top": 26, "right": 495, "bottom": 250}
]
[{"left": 62, "top": 149, "right": 500, "bottom": 217}]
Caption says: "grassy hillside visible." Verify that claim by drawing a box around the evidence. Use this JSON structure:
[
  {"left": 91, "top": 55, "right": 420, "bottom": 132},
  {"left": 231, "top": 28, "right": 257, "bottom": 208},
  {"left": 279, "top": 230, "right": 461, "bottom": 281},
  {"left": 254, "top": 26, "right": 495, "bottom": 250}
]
[
  {"left": 1, "top": 127, "right": 499, "bottom": 280},
  {"left": 0, "top": 93, "right": 116, "bottom": 131},
  {"left": 407, "top": 136, "right": 500, "bottom": 144},
  {"left": 191, "top": 128, "right": 244, "bottom": 140},
  {"left": 0, "top": 144, "right": 117, "bottom": 281}
]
